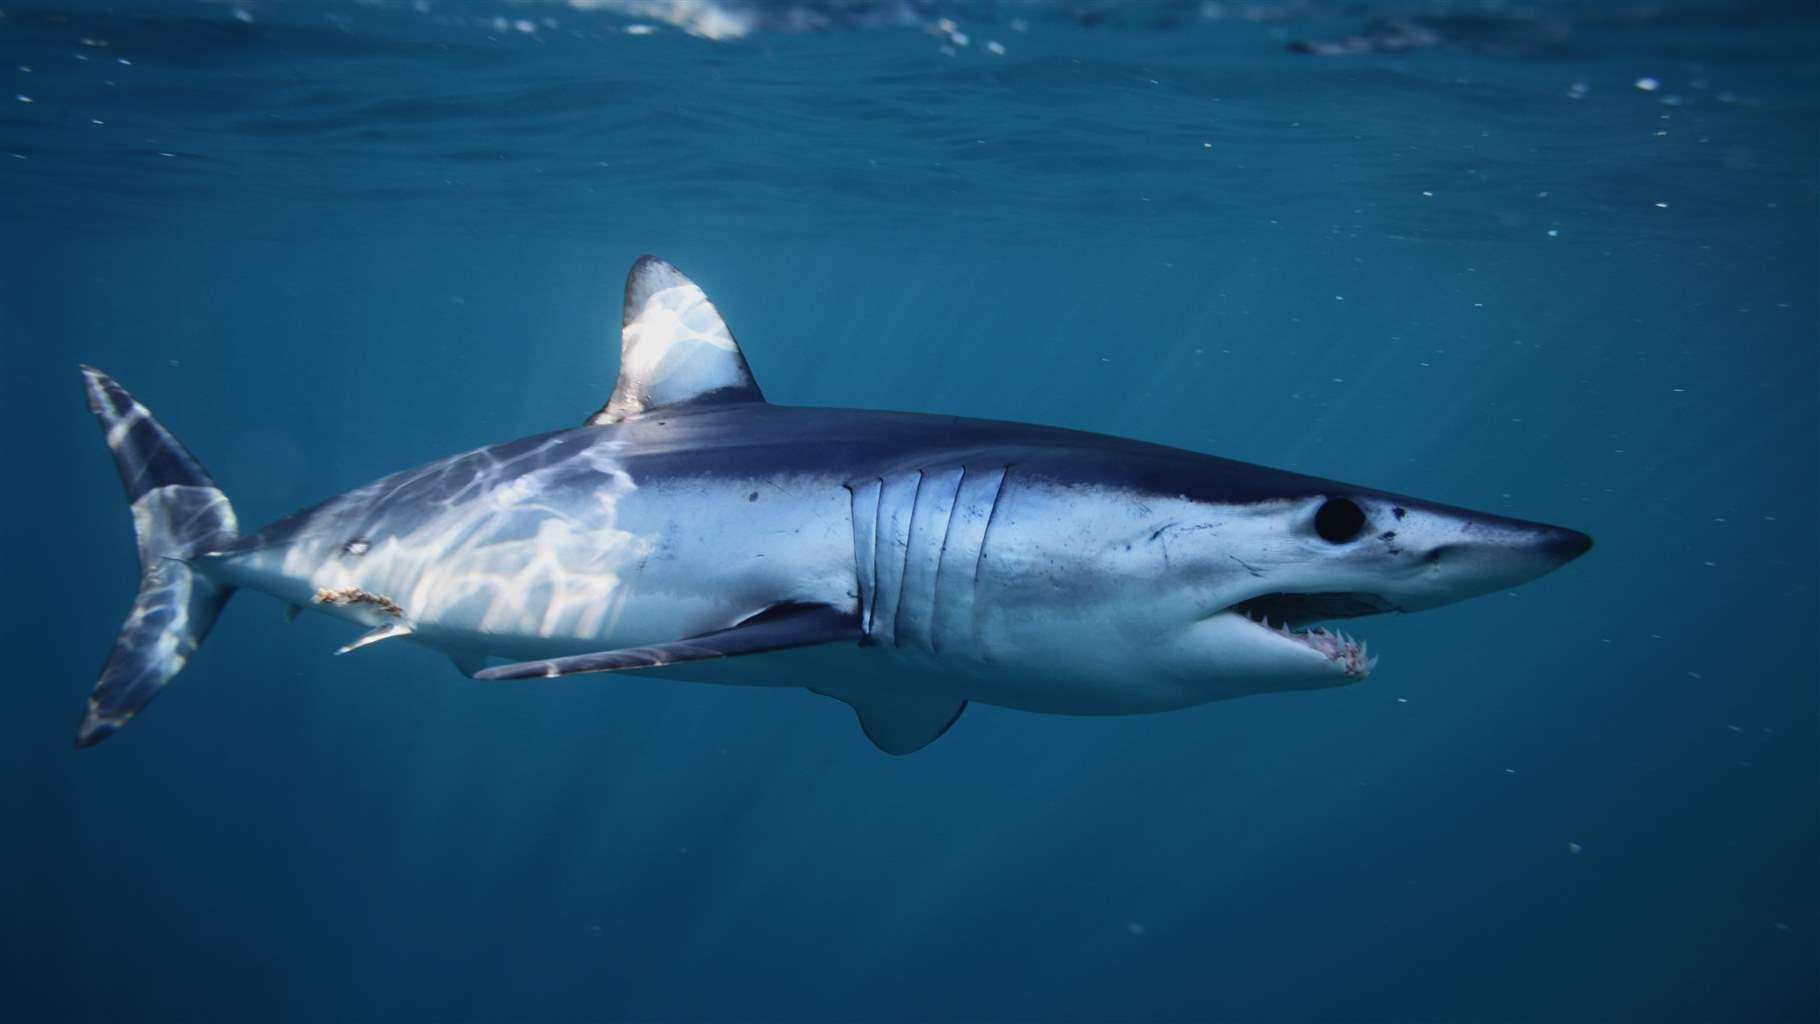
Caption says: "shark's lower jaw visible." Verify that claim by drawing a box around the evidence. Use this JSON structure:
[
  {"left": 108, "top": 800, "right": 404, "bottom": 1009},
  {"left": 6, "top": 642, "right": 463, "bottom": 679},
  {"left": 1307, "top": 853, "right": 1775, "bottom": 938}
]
[{"left": 1230, "top": 591, "right": 1393, "bottom": 680}]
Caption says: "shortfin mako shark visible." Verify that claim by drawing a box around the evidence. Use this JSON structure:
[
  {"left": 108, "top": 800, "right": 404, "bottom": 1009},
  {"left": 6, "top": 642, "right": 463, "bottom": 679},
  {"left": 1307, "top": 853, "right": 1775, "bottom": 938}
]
[{"left": 77, "top": 256, "right": 1591, "bottom": 754}]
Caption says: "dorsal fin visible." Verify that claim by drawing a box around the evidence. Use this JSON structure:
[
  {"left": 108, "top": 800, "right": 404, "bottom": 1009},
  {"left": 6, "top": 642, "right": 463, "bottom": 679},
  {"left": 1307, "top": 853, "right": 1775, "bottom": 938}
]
[{"left": 587, "top": 255, "right": 765, "bottom": 425}]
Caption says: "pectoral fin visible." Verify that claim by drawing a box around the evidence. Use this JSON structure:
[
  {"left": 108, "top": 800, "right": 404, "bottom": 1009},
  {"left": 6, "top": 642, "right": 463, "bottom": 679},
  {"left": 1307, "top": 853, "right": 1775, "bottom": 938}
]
[
  {"left": 811, "top": 687, "right": 967, "bottom": 755},
  {"left": 472, "top": 603, "right": 859, "bottom": 681},
  {"left": 335, "top": 622, "right": 413, "bottom": 655}
]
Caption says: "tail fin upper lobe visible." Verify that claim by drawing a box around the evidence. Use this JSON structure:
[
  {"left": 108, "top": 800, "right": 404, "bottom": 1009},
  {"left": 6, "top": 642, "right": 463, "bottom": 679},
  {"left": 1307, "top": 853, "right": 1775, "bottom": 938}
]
[{"left": 79, "top": 367, "right": 238, "bottom": 747}]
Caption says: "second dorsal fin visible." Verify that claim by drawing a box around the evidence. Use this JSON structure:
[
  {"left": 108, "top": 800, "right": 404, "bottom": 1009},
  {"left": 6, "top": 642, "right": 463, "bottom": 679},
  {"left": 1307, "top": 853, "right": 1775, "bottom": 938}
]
[{"left": 587, "top": 255, "right": 765, "bottom": 425}]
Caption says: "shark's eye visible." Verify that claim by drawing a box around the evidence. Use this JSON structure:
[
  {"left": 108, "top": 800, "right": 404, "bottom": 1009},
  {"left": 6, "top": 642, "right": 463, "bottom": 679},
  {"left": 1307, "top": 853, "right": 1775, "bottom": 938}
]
[{"left": 1314, "top": 498, "right": 1367, "bottom": 543}]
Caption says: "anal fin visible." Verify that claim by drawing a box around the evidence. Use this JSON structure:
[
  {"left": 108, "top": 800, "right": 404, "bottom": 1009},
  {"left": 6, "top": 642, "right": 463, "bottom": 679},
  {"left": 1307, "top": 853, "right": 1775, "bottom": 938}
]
[
  {"left": 473, "top": 603, "right": 859, "bottom": 681},
  {"left": 811, "top": 687, "right": 967, "bottom": 755}
]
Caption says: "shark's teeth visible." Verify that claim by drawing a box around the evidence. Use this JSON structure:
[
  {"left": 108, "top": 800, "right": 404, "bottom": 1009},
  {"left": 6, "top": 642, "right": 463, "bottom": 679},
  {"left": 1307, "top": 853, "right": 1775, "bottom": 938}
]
[{"left": 1243, "top": 614, "right": 1376, "bottom": 679}]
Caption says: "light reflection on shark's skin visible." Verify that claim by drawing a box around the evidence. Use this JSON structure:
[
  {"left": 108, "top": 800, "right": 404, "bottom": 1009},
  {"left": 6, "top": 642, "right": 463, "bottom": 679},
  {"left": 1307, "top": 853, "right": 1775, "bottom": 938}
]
[{"left": 76, "top": 256, "right": 1590, "bottom": 754}]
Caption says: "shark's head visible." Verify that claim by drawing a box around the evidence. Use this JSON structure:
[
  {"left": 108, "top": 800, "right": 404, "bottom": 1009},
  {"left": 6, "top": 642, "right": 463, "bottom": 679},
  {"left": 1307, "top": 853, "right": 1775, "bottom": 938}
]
[
  {"left": 976, "top": 450, "right": 1592, "bottom": 709},
  {"left": 1146, "top": 488, "right": 1591, "bottom": 690}
]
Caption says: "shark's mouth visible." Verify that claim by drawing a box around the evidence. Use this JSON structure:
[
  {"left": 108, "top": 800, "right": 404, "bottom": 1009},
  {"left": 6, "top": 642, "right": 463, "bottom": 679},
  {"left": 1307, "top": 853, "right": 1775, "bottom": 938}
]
[{"left": 1229, "top": 592, "right": 1395, "bottom": 679}]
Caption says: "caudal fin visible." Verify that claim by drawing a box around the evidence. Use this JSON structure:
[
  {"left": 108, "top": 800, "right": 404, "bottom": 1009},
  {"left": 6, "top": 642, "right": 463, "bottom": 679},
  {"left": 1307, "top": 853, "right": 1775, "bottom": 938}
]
[{"left": 78, "top": 367, "right": 239, "bottom": 747}]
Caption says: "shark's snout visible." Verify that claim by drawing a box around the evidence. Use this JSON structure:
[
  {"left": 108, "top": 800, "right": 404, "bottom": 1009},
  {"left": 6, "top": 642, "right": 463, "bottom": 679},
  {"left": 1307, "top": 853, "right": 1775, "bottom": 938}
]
[
  {"left": 1422, "top": 523, "right": 1592, "bottom": 572},
  {"left": 1538, "top": 525, "right": 1595, "bottom": 562},
  {"left": 1389, "top": 512, "right": 1593, "bottom": 614},
  {"left": 1461, "top": 520, "right": 1594, "bottom": 575}
]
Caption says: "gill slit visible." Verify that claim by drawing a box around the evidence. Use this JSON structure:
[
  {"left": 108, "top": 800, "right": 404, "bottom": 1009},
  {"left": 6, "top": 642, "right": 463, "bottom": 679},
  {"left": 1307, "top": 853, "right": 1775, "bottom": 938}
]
[
  {"left": 971, "top": 465, "right": 1009, "bottom": 633},
  {"left": 927, "top": 465, "right": 968, "bottom": 654},
  {"left": 855, "top": 479, "right": 882, "bottom": 635},
  {"left": 890, "top": 470, "right": 927, "bottom": 646}
]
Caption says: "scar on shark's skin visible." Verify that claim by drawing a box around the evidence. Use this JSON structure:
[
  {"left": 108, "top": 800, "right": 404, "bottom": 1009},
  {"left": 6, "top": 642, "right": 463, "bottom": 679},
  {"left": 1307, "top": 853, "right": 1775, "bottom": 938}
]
[
  {"left": 313, "top": 586, "right": 405, "bottom": 618},
  {"left": 1229, "top": 555, "right": 1265, "bottom": 579}
]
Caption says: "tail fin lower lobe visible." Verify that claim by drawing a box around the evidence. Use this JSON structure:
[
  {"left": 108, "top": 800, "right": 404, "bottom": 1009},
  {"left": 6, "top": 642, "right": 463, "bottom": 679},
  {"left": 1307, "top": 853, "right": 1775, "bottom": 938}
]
[{"left": 79, "top": 367, "right": 239, "bottom": 747}]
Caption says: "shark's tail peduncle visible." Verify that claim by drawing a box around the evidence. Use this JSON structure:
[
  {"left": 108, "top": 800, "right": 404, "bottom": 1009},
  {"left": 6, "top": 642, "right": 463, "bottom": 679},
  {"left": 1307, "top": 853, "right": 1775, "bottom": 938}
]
[{"left": 78, "top": 366, "right": 239, "bottom": 747}]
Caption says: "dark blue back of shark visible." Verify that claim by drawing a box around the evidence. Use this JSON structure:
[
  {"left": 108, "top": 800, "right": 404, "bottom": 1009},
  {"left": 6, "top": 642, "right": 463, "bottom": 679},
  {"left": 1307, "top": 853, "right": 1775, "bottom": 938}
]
[
  {"left": 227, "top": 402, "right": 1572, "bottom": 556},
  {"left": 78, "top": 367, "right": 240, "bottom": 747}
]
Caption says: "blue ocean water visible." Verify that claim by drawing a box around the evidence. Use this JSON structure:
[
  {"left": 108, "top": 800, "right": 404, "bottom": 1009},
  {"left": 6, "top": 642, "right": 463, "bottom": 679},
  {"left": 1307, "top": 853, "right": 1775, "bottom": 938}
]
[{"left": 2, "top": 1, "right": 1816, "bottom": 1020}]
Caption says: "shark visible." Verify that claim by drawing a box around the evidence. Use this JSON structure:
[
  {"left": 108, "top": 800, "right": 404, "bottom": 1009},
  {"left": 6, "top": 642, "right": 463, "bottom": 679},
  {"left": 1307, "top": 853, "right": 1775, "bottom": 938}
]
[{"left": 76, "top": 255, "right": 1591, "bottom": 754}]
